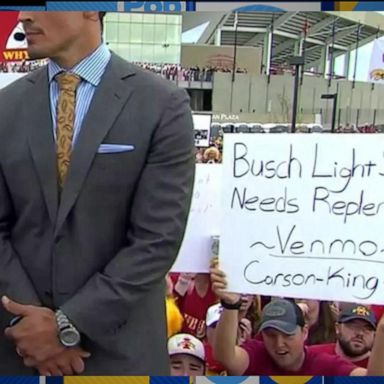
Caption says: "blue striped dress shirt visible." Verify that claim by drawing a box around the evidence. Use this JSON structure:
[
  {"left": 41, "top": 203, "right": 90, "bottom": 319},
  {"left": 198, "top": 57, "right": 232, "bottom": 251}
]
[{"left": 48, "top": 43, "right": 111, "bottom": 147}]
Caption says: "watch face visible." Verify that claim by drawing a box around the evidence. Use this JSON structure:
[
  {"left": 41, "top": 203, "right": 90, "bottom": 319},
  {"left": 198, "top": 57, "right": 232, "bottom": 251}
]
[{"left": 61, "top": 328, "right": 80, "bottom": 347}]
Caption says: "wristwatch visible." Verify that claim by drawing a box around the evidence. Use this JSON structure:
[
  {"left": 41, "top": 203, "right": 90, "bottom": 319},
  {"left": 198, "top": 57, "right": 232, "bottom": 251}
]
[{"left": 55, "top": 309, "right": 81, "bottom": 347}]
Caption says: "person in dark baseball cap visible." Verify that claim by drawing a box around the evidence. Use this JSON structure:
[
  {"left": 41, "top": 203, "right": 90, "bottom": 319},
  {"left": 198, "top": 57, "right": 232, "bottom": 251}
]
[
  {"left": 338, "top": 304, "right": 377, "bottom": 329},
  {"left": 311, "top": 304, "right": 376, "bottom": 368},
  {"left": 259, "top": 299, "right": 305, "bottom": 335}
]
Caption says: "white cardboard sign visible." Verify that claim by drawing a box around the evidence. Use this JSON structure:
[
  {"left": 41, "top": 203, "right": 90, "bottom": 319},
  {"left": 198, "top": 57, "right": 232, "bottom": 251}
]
[
  {"left": 220, "top": 134, "right": 384, "bottom": 304},
  {"left": 171, "top": 164, "right": 221, "bottom": 272}
]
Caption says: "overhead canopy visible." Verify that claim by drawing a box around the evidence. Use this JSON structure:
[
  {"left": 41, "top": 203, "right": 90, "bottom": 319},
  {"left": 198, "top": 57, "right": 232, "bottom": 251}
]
[{"left": 182, "top": 11, "right": 384, "bottom": 70}]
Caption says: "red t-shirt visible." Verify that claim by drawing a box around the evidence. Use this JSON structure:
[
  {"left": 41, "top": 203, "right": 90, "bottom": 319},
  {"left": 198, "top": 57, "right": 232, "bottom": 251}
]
[
  {"left": 241, "top": 339, "right": 358, "bottom": 376},
  {"left": 174, "top": 280, "right": 217, "bottom": 339},
  {"left": 204, "top": 341, "right": 227, "bottom": 375},
  {"left": 310, "top": 343, "right": 369, "bottom": 368}
]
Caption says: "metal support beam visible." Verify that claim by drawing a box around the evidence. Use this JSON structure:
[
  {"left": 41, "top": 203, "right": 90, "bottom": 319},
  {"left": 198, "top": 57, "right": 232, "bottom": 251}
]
[
  {"left": 343, "top": 50, "right": 351, "bottom": 79},
  {"left": 276, "top": 44, "right": 320, "bottom": 62},
  {"left": 319, "top": 45, "right": 329, "bottom": 75},
  {"left": 244, "top": 11, "right": 298, "bottom": 46},
  {"left": 221, "top": 26, "right": 267, "bottom": 33},
  {"left": 324, "top": 24, "right": 357, "bottom": 44},
  {"left": 272, "top": 38, "right": 297, "bottom": 56},
  {"left": 263, "top": 28, "right": 273, "bottom": 75},
  {"left": 200, "top": 13, "right": 230, "bottom": 44},
  {"left": 307, "top": 16, "right": 338, "bottom": 36},
  {"left": 273, "top": 30, "right": 348, "bottom": 50},
  {"left": 214, "top": 28, "right": 221, "bottom": 46},
  {"left": 346, "top": 30, "right": 384, "bottom": 50}
]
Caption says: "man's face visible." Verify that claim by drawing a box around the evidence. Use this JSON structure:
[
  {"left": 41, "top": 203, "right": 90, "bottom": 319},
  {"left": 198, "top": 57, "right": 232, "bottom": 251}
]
[
  {"left": 337, "top": 319, "right": 375, "bottom": 357},
  {"left": 18, "top": 12, "right": 87, "bottom": 60},
  {"left": 170, "top": 354, "right": 205, "bottom": 376},
  {"left": 262, "top": 326, "right": 307, "bottom": 370}
]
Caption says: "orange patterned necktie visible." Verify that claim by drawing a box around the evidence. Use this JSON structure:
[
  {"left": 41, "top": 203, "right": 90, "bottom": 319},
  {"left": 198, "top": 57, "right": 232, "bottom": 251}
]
[{"left": 55, "top": 72, "right": 81, "bottom": 187}]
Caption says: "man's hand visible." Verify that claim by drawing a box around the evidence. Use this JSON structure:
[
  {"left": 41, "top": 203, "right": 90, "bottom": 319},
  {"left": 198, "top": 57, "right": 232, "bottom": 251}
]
[
  {"left": 25, "top": 347, "right": 91, "bottom": 376},
  {"left": 2, "top": 296, "right": 65, "bottom": 362},
  {"left": 210, "top": 258, "right": 240, "bottom": 304}
]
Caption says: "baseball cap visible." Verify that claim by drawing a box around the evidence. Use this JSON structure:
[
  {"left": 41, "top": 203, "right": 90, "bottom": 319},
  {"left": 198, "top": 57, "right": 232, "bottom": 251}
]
[
  {"left": 259, "top": 299, "right": 305, "bottom": 335},
  {"left": 206, "top": 303, "right": 223, "bottom": 327},
  {"left": 167, "top": 333, "right": 205, "bottom": 362},
  {"left": 338, "top": 304, "right": 376, "bottom": 329}
]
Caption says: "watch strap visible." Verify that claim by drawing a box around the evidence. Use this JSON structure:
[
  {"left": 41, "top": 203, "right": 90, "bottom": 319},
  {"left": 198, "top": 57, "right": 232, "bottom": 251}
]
[{"left": 220, "top": 298, "right": 242, "bottom": 310}]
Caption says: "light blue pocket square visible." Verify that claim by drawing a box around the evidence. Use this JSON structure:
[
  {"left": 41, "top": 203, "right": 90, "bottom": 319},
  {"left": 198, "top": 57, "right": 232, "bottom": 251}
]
[{"left": 97, "top": 144, "right": 135, "bottom": 154}]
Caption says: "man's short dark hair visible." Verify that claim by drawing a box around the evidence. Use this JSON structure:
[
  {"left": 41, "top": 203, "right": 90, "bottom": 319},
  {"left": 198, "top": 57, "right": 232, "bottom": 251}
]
[{"left": 99, "top": 12, "right": 106, "bottom": 33}]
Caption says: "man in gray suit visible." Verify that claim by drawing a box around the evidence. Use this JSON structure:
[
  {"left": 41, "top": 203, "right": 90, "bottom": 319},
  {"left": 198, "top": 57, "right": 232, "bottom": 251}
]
[{"left": 0, "top": 11, "right": 195, "bottom": 375}]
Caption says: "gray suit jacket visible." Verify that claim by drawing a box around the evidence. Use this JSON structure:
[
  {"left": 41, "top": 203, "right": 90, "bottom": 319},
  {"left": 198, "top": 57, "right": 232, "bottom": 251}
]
[{"left": 0, "top": 53, "right": 195, "bottom": 374}]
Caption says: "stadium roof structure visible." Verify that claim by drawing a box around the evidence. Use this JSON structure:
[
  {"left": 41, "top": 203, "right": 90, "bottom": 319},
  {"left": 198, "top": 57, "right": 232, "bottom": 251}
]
[{"left": 182, "top": 11, "right": 384, "bottom": 71}]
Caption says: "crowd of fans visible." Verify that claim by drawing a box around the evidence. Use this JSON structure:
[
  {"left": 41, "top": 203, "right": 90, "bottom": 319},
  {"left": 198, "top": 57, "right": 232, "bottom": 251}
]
[
  {"left": 0, "top": 59, "right": 247, "bottom": 82},
  {"left": 165, "top": 262, "right": 384, "bottom": 376},
  {"left": 336, "top": 123, "right": 378, "bottom": 133},
  {"left": 133, "top": 62, "right": 247, "bottom": 82},
  {"left": 0, "top": 60, "right": 47, "bottom": 73}
]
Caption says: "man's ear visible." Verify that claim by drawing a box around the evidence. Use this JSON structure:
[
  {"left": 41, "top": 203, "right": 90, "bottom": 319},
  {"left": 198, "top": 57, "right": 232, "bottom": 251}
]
[
  {"left": 83, "top": 12, "right": 100, "bottom": 22},
  {"left": 302, "top": 324, "right": 309, "bottom": 342}
]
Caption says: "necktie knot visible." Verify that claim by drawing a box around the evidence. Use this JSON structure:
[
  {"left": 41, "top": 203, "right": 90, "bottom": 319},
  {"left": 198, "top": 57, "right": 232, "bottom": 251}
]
[{"left": 56, "top": 72, "right": 81, "bottom": 92}]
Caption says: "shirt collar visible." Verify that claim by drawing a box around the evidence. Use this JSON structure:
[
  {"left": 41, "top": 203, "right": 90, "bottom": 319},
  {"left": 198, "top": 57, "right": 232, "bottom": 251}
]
[{"left": 48, "top": 43, "right": 111, "bottom": 86}]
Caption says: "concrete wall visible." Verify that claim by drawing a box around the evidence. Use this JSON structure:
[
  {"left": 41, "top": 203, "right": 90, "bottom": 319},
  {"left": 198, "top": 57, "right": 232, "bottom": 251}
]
[
  {"left": 181, "top": 44, "right": 262, "bottom": 74},
  {"left": 212, "top": 72, "right": 384, "bottom": 126}
]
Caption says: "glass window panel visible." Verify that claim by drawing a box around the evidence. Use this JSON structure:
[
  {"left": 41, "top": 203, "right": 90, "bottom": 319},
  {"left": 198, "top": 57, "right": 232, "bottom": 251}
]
[
  {"left": 154, "top": 45, "right": 167, "bottom": 63},
  {"left": 142, "top": 45, "right": 154, "bottom": 63},
  {"left": 130, "top": 44, "right": 142, "bottom": 62},
  {"left": 106, "top": 12, "right": 119, "bottom": 22},
  {"left": 167, "top": 15, "right": 181, "bottom": 24},
  {"left": 118, "top": 13, "right": 131, "bottom": 22},
  {"left": 118, "top": 23, "right": 131, "bottom": 43},
  {"left": 142, "top": 24, "right": 155, "bottom": 44},
  {"left": 130, "top": 13, "right": 143, "bottom": 23},
  {"left": 154, "top": 24, "right": 167, "bottom": 44},
  {"left": 155, "top": 14, "right": 167, "bottom": 23},
  {"left": 105, "top": 22, "right": 119, "bottom": 43},
  {"left": 129, "top": 23, "right": 143, "bottom": 43},
  {"left": 165, "top": 24, "right": 181, "bottom": 44},
  {"left": 165, "top": 45, "right": 180, "bottom": 64},
  {"left": 143, "top": 13, "right": 155, "bottom": 23}
]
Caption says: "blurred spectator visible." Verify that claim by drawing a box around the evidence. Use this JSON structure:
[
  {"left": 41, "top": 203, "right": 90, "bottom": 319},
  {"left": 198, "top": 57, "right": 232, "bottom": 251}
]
[
  {"left": 203, "top": 147, "right": 221, "bottom": 164},
  {"left": 205, "top": 303, "right": 227, "bottom": 375},
  {"left": 133, "top": 62, "right": 247, "bottom": 82},
  {"left": 172, "top": 273, "right": 218, "bottom": 340},
  {"left": 195, "top": 148, "right": 204, "bottom": 163},
  {"left": 311, "top": 304, "right": 376, "bottom": 368},
  {"left": 296, "top": 299, "right": 336, "bottom": 345},
  {"left": 239, "top": 295, "right": 262, "bottom": 338},
  {"left": 166, "top": 274, "right": 184, "bottom": 338},
  {"left": 0, "top": 59, "right": 47, "bottom": 73}
]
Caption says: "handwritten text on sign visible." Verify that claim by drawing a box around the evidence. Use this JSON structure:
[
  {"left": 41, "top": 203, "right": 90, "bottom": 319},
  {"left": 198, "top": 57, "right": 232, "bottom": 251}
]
[
  {"left": 171, "top": 164, "right": 221, "bottom": 273},
  {"left": 220, "top": 134, "right": 384, "bottom": 304}
]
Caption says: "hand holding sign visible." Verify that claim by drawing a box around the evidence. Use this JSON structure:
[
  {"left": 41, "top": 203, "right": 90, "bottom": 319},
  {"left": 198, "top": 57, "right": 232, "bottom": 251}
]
[{"left": 210, "top": 259, "right": 240, "bottom": 305}]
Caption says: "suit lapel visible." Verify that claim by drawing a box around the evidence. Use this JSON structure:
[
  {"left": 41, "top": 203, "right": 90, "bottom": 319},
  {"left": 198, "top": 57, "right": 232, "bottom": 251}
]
[
  {"left": 54, "top": 54, "right": 136, "bottom": 236},
  {"left": 26, "top": 68, "right": 58, "bottom": 225}
]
